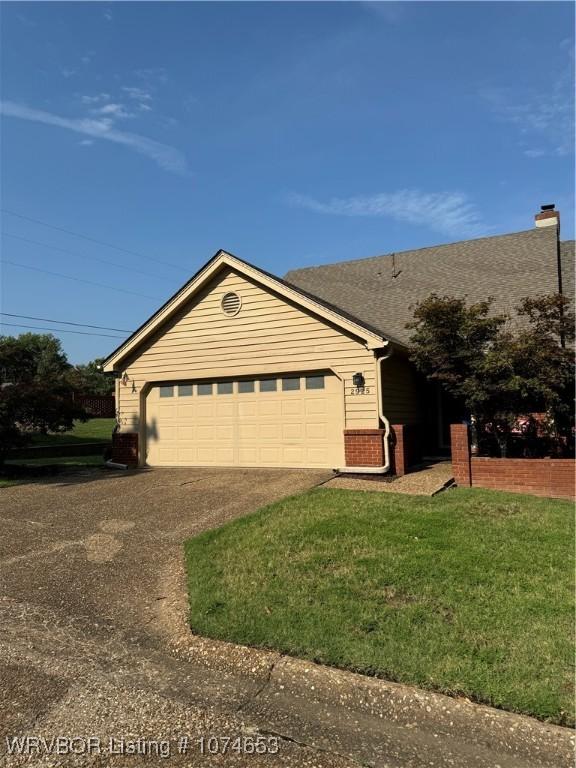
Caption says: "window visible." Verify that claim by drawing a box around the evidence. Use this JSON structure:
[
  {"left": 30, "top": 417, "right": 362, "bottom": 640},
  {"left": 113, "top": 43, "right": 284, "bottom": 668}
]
[
  {"left": 178, "top": 384, "right": 193, "bottom": 397},
  {"left": 259, "top": 378, "right": 277, "bottom": 392},
  {"left": 221, "top": 292, "right": 241, "bottom": 317},
  {"left": 197, "top": 383, "right": 213, "bottom": 396},
  {"left": 238, "top": 380, "right": 255, "bottom": 393},
  {"left": 217, "top": 381, "right": 233, "bottom": 395},
  {"left": 159, "top": 386, "right": 174, "bottom": 398},
  {"left": 282, "top": 377, "right": 300, "bottom": 391},
  {"left": 306, "top": 375, "right": 325, "bottom": 390}
]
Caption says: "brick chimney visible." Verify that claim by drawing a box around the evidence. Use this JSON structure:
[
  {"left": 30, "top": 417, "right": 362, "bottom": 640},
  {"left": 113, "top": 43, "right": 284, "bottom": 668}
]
[{"left": 535, "top": 203, "right": 560, "bottom": 229}]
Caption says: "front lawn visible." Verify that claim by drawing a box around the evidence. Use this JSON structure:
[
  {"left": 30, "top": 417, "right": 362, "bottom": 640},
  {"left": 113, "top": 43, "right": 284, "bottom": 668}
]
[
  {"left": 185, "top": 487, "right": 574, "bottom": 725},
  {"left": 30, "top": 418, "right": 115, "bottom": 446}
]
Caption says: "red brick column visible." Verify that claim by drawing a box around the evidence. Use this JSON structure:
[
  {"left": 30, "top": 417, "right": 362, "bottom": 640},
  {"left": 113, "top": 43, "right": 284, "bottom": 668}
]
[
  {"left": 391, "top": 425, "right": 407, "bottom": 476},
  {"left": 390, "top": 424, "right": 422, "bottom": 476},
  {"left": 111, "top": 432, "right": 139, "bottom": 467},
  {"left": 344, "top": 429, "right": 384, "bottom": 467},
  {"left": 450, "top": 424, "right": 471, "bottom": 487}
]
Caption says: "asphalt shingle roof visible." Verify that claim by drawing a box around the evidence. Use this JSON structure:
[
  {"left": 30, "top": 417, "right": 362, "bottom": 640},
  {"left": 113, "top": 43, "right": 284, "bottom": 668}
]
[
  {"left": 285, "top": 227, "right": 572, "bottom": 347},
  {"left": 560, "top": 240, "right": 575, "bottom": 305}
]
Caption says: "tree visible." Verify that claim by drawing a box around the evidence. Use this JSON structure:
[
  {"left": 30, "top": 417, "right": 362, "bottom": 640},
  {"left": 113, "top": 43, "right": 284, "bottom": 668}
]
[
  {"left": 407, "top": 293, "right": 574, "bottom": 457},
  {"left": 0, "top": 333, "right": 86, "bottom": 463},
  {"left": 67, "top": 357, "right": 115, "bottom": 396},
  {"left": 0, "top": 333, "right": 70, "bottom": 384}
]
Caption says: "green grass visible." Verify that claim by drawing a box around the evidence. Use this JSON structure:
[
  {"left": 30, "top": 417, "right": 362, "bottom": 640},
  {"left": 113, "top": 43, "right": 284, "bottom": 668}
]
[
  {"left": 30, "top": 418, "right": 115, "bottom": 446},
  {"left": 0, "top": 478, "right": 21, "bottom": 487},
  {"left": 5, "top": 454, "right": 104, "bottom": 467},
  {"left": 185, "top": 487, "right": 574, "bottom": 725}
]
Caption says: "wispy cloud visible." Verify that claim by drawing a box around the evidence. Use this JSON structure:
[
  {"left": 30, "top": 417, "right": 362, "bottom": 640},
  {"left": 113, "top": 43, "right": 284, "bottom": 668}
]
[
  {"left": 0, "top": 100, "right": 187, "bottom": 174},
  {"left": 92, "top": 102, "right": 134, "bottom": 119},
  {"left": 480, "top": 45, "right": 574, "bottom": 157},
  {"left": 288, "top": 190, "right": 487, "bottom": 238},
  {"left": 80, "top": 93, "right": 111, "bottom": 105},
  {"left": 122, "top": 86, "right": 153, "bottom": 102}
]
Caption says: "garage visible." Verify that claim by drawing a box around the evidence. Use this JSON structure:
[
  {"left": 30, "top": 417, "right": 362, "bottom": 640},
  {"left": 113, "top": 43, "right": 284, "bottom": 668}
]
[{"left": 145, "top": 372, "right": 345, "bottom": 468}]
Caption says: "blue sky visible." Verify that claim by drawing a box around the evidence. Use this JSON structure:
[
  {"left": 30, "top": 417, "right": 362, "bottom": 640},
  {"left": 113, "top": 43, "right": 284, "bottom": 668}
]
[{"left": 1, "top": 1, "right": 574, "bottom": 364}]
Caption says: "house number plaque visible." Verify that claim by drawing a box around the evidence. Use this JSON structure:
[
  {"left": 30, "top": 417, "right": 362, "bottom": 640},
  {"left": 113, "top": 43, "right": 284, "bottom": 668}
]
[{"left": 349, "top": 387, "right": 371, "bottom": 395}]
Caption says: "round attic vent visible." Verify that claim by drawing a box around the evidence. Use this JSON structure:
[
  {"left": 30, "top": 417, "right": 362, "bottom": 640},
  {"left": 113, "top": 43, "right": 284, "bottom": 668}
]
[{"left": 221, "top": 292, "right": 241, "bottom": 317}]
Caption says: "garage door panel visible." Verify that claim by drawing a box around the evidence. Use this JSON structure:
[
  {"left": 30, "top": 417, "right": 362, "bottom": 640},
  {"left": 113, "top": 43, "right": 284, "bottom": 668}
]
[
  {"left": 260, "top": 423, "right": 280, "bottom": 440},
  {"left": 214, "top": 424, "right": 234, "bottom": 440},
  {"left": 283, "top": 446, "right": 304, "bottom": 464},
  {"left": 283, "top": 423, "right": 303, "bottom": 440},
  {"left": 215, "top": 402, "right": 234, "bottom": 417},
  {"left": 146, "top": 373, "right": 344, "bottom": 468},
  {"left": 176, "top": 403, "right": 196, "bottom": 417},
  {"left": 158, "top": 425, "right": 177, "bottom": 441},
  {"left": 260, "top": 446, "right": 281, "bottom": 464},
  {"left": 259, "top": 401, "right": 281, "bottom": 417},
  {"left": 306, "top": 447, "right": 328, "bottom": 464},
  {"left": 196, "top": 425, "right": 213, "bottom": 441},
  {"left": 305, "top": 399, "right": 327, "bottom": 415},
  {"left": 238, "top": 402, "right": 257, "bottom": 417},
  {"left": 238, "top": 446, "right": 258, "bottom": 463},
  {"left": 158, "top": 447, "right": 178, "bottom": 463},
  {"left": 215, "top": 447, "right": 235, "bottom": 463},
  {"left": 306, "top": 422, "right": 328, "bottom": 439},
  {"left": 178, "top": 447, "right": 197, "bottom": 461},
  {"left": 281, "top": 400, "right": 303, "bottom": 416},
  {"left": 238, "top": 422, "right": 258, "bottom": 440}
]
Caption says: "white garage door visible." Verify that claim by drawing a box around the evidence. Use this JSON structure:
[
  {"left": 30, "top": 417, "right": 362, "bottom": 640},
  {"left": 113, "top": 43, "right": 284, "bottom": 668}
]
[{"left": 145, "top": 373, "right": 344, "bottom": 469}]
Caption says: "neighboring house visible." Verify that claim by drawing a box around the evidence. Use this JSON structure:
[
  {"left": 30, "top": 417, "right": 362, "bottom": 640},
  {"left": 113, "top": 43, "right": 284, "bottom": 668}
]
[{"left": 103, "top": 205, "right": 574, "bottom": 471}]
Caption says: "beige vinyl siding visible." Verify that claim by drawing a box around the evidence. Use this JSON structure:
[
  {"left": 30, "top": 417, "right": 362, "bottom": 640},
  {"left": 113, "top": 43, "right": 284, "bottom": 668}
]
[
  {"left": 380, "top": 354, "right": 420, "bottom": 425},
  {"left": 116, "top": 267, "right": 378, "bottom": 435}
]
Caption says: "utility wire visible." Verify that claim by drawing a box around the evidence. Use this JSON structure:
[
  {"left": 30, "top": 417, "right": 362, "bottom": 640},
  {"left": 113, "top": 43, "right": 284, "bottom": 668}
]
[
  {"left": 0, "top": 313, "right": 132, "bottom": 333},
  {"left": 1, "top": 259, "right": 160, "bottom": 300},
  {"left": 1, "top": 209, "right": 188, "bottom": 272},
  {"left": 2, "top": 232, "right": 175, "bottom": 282},
  {"left": 0, "top": 322, "right": 125, "bottom": 339}
]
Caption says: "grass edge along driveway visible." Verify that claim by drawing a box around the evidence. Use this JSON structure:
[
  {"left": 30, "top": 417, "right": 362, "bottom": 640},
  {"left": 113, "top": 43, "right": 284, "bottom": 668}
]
[{"left": 185, "top": 487, "right": 574, "bottom": 726}]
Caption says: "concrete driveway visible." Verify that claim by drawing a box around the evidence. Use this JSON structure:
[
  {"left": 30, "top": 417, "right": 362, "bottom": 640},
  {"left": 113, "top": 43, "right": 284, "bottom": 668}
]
[{"left": 0, "top": 468, "right": 572, "bottom": 767}]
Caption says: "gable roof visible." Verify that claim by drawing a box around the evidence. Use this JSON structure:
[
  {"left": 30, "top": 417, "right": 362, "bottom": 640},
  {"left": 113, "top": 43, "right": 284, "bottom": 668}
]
[
  {"left": 285, "top": 227, "right": 569, "bottom": 347},
  {"left": 103, "top": 250, "right": 387, "bottom": 371}
]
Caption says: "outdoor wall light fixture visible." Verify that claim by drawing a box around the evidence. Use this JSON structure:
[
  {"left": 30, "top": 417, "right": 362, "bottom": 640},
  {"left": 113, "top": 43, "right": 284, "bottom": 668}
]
[
  {"left": 121, "top": 372, "right": 129, "bottom": 386},
  {"left": 352, "top": 372, "right": 365, "bottom": 388}
]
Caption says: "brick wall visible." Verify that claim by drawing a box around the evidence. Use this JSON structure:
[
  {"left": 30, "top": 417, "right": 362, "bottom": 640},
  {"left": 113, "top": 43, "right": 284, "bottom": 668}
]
[
  {"left": 111, "top": 432, "right": 138, "bottom": 467},
  {"left": 344, "top": 429, "right": 385, "bottom": 467},
  {"left": 450, "top": 423, "right": 575, "bottom": 500}
]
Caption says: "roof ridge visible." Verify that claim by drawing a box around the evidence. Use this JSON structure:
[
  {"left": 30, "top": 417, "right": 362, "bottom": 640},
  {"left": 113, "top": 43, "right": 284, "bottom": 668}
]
[{"left": 285, "top": 227, "right": 551, "bottom": 275}]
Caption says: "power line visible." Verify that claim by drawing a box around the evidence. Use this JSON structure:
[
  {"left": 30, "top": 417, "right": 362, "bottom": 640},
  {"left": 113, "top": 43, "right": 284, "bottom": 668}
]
[
  {"left": 2, "top": 232, "right": 175, "bottom": 282},
  {"left": 0, "top": 322, "right": 125, "bottom": 339},
  {"left": 1, "top": 259, "right": 160, "bottom": 300},
  {"left": 1, "top": 209, "right": 188, "bottom": 272},
  {"left": 0, "top": 313, "right": 132, "bottom": 333}
]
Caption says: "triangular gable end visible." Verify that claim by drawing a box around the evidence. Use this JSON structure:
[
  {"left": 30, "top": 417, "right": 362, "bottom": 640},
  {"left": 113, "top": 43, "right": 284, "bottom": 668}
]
[{"left": 103, "top": 250, "right": 387, "bottom": 371}]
